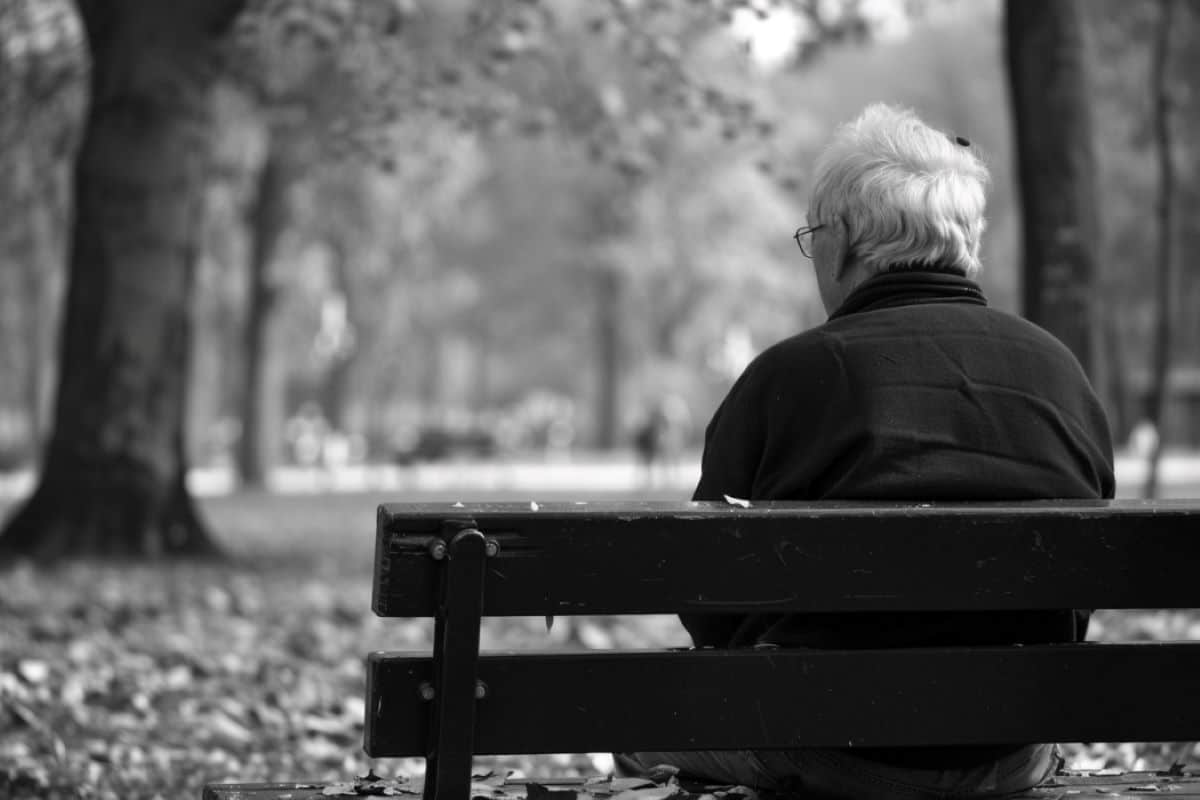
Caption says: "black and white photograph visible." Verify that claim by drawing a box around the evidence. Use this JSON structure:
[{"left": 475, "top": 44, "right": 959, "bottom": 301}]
[{"left": 1, "top": 1, "right": 1199, "bottom": 798}]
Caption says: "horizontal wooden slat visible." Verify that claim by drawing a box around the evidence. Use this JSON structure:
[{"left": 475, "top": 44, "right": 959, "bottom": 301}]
[
  {"left": 365, "top": 643, "right": 1200, "bottom": 756},
  {"left": 203, "top": 785, "right": 327, "bottom": 800},
  {"left": 373, "top": 500, "right": 1200, "bottom": 616}
]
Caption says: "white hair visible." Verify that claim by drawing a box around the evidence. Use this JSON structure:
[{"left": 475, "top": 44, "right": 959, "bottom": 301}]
[{"left": 810, "top": 103, "right": 990, "bottom": 277}]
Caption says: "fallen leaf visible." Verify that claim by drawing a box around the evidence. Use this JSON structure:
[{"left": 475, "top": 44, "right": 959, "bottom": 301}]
[
  {"left": 604, "top": 779, "right": 656, "bottom": 791},
  {"left": 585, "top": 777, "right": 656, "bottom": 795},
  {"left": 207, "top": 710, "right": 253, "bottom": 746},
  {"left": 472, "top": 771, "right": 512, "bottom": 788},
  {"left": 720, "top": 787, "right": 758, "bottom": 800},
  {"left": 611, "top": 784, "right": 679, "bottom": 800},
  {"left": 322, "top": 783, "right": 358, "bottom": 796},
  {"left": 17, "top": 660, "right": 49, "bottom": 685},
  {"left": 356, "top": 774, "right": 420, "bottom": 796},
  {"left": 722, "top": 495, "right": 751, "bottom": 508},
  {"left": 642, "top": 765, "right": 679, "bottom": 783}
]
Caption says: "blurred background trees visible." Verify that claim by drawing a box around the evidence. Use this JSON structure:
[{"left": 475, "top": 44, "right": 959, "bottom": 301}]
[
  {"left": 1, "top": 0, "right": 1199, "bottom": 557},
  {"left": 1083, "top": 0, "right": 1200, "bottom": 489},
  {"left": 1006, "top": 0, "right": 1101, "bottom": 378}
]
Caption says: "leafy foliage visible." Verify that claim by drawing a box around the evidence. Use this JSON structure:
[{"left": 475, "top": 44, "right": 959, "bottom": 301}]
[
  {"left": 0, "top": 0, "right": 85, "bottom": 155},
  {"left": 219, "top": 0, "right": 899, "bottom": 173}
]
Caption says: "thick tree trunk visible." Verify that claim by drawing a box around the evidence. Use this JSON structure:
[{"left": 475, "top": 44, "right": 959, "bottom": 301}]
[
  {"left": 236, "top": 149, "right": 290, "bottom": 488},
  {"left": 0, "top": 0, "right": 246, "bottom": 560},
  {"left": 1005, "top": 0, "right": 1102, "bottom": 377}
]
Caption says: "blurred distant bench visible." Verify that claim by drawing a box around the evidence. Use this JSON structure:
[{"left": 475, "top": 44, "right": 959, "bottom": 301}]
[{"left": 206, "top": 500, "right": 1200, "bottom": 800}]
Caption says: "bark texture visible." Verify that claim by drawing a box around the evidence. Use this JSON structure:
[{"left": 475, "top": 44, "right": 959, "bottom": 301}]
[
  {"left": 1005, "top": 0, "right": 1102, "bottom": 377},
  {"left": 0, "top": 0, "right": 246, "bottom": 560},
  {"left": 237, "top": 148, "right": 290, "bottom": 489}
]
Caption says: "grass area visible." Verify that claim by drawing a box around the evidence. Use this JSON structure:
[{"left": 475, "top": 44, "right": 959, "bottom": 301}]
[{"left": 1, "top": 489, "right": 1197, "bottom": 799}]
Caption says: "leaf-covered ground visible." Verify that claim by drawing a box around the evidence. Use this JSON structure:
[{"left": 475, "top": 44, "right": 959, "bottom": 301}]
[{"left": 1, "top": 490, "right": 1197, "bottom": 799}]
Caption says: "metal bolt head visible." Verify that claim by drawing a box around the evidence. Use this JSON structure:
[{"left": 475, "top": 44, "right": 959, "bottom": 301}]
[
  {"left": 418, "top": 682, "right": 436, "bottom": 701},
  {"left": 474, "top": 681, "right": 488, "bottom": 700},
  {"left": 428, "top": 540, "right": 447, "bottom": 560},
  {"left": 484, "top": 539, "right": 500, "bottom": 557}
]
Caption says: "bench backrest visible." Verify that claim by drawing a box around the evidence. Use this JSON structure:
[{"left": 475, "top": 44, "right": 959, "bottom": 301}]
[
  {"left": 373, "top": 500, "right": 1200, "bottom": 615},
  {"left": 365, "top": 500, "right": 1200, "bottom": 800}
]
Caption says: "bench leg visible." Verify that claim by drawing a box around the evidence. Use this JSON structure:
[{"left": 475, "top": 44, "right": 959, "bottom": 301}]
[{"left": 423, "top": 527, "right": 488, "bottom": 800}]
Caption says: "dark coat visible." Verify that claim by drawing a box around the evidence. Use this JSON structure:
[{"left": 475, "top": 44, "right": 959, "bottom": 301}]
[{"left": 682, "top": 270, "right": 1116, "bottom": 652}]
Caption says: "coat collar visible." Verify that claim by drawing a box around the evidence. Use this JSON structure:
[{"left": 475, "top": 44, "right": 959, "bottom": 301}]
[{"left": 828, "top": 266, "right": 988, "bottom": 321}]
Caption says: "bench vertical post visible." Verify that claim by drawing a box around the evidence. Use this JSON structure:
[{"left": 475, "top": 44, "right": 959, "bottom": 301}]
[{"left": 423, "top": 526, "right": 488, "bottom": 800}]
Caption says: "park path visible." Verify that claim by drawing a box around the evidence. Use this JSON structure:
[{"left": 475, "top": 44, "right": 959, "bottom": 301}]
[{"left": 1, "top": 450, "right": 1199, "bottom": 501}]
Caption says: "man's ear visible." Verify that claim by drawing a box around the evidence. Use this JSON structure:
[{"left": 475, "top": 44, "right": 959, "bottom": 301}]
[{"left": 829, "top": 215, "right": 852, "bottom": 281}]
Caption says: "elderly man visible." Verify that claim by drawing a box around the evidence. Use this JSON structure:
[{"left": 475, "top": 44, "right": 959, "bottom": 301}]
[{"left": 619, "top": 105, "right": 1115, "bottom": 798}]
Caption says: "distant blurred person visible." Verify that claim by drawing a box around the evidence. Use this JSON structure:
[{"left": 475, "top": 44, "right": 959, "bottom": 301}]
[
  {"left": 633, "top": 396, "right": 692, "bottom": 488},
  {"left": 1128, "top": 418, "right": 1159, "bottom": 460},
  {"left": 617, "top": 104, "right": 1114, "bottom": 798},
  {"left": 633, "top": 404, "right": 669, "bottom": 487},
  {"left": 286, "top": 402, "right": 330, "bottom": 467}
]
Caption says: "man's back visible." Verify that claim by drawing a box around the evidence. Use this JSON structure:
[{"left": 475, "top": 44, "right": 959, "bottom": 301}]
[
  {"left": 686, "top": 273, "right": 1115, "bottom": 653},
  {"left": 756, "top": 296, "right": 1113, "bottom": 502}
]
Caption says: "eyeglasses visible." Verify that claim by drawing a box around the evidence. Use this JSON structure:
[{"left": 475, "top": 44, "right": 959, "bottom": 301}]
[{"left": 793, "top": 224, "right": 825, "bottom": 258}]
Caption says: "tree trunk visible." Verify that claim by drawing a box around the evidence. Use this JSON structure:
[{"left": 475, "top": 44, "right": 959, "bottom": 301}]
[
  {"left": 236, "top": 148, "right": 290, "bottom": 488},
  {"left": 24, "top": 164, "right": 70, "bottom": 458},
  {"left": 594, "top": 266, "right": 623, "bottom": 450},
  {"left": 1005, "top": 0, "right": 1102, "bottom": 377},
  {"left": 322, "top": 240, "right": 357, "bottom": 433},
  {"left": 0, "top": 0, "right": 246, "bottom": 560},
  {"left": 5, "top": 152, "right": 61, "bottom": 466},
  {"left": 1143, "top": 0, "right": 1179, "bottom": 500},
  {"left": 1100, "top": 302, "right": 1133, "bottom": 443},
  {"left": 20, "top": 198, "right": 52, "bottom": 457}
]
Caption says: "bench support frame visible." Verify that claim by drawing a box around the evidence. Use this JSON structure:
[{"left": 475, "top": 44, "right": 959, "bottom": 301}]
[{"left": 423, "top": 523, "right": 488, "bottom": 800}]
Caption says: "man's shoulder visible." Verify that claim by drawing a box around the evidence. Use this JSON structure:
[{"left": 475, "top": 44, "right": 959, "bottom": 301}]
[
  {"left": 829, "top": 301, "right": 1082, "bottom": 360},
  {"left": 971, "top": 305, "right": 1091, "bottom": 368},
  {"left": 749, "top": 326, "right": 841, "bottom": 375},
  {"left": 985, "top": 306, "right": 1079, "bottom": 344}
]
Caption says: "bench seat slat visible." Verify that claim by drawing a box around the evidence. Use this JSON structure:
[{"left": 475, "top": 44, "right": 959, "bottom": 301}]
[
  {"left": 365, "top": 643, "right": 1200, "bottom": 757},
  {"left": 373, "top": 501, "right": 1200, "bottom": 617}
]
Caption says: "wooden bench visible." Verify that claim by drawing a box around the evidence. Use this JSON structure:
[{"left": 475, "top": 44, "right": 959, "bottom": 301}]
[{"left": 206, "top": 499, "right": 1200, "bottom": 800}]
